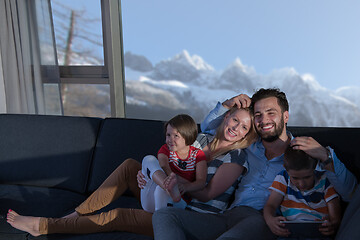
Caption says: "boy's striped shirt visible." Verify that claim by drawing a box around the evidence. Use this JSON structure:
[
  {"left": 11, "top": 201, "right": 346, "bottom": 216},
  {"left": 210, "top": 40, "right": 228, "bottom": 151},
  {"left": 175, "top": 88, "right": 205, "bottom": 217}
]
[{"left": 269, "top": 170, "right": 338, "bottom": 221}]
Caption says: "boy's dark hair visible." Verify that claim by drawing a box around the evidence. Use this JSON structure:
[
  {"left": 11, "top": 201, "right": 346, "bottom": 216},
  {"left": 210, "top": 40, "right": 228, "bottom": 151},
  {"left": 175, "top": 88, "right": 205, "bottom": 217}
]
[
  {"left": 251, "top": 88, "right": 289, "bottom": 113},
  {"left": 284, "top": 145, "right": 318, "bottom": 171},
  {"left": 165, "top": 114, "right": 198, "bottom": 145}
]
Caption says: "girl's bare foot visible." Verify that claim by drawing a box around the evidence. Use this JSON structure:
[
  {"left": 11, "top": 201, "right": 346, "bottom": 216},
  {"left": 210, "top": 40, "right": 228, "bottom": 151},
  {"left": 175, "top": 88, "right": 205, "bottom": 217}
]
[
  {"left": 62, "top": 211, "right": 79, "bottom": 219},
  {"left": 6, "top": 210, "right": 41, "bottom": 237},
  {"left": 164, "top": 173, "right": 181, "bottom": 202}
]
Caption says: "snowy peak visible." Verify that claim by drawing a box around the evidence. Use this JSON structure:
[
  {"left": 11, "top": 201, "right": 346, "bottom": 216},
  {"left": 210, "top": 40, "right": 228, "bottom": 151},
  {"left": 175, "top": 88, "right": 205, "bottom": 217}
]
[
  {"left": 336, "top": 86, "right": 360, "bottom": 107},
  {"left": 301, "top": 73, "right": 324, "bottom": 91},
  {"left": 148, "top": 50, "right": 215, "bottom": 82},
  {"left": 227, "top": 57, "right": 254, "bottom": 74},
  {"left": 124, "top": 51, "right": 153, "bottom": 72},
  {"left": 172, "top": 50, "right": 215, "bottom": 71},
  {"left": 216, "top": 57, "right": 257, "bottom": 92}
]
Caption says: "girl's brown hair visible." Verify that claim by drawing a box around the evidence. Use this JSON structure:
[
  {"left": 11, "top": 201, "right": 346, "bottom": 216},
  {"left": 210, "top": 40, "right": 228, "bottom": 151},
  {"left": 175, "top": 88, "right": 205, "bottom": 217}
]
[{"left": 165, "top": 114, "right": 198, "bottom": 146}]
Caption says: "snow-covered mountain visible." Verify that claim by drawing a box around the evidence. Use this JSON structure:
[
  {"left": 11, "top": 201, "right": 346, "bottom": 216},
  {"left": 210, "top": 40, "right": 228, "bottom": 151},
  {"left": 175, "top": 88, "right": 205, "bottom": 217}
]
[
  {"left": 124, "top": 50, "right": 360, "bottom": 127},
  {"left": 147, "top": 50, "right": 217, "bottom": 85},
  {"left": 336, "top": 86, "right": 360, "bottom": 109}
]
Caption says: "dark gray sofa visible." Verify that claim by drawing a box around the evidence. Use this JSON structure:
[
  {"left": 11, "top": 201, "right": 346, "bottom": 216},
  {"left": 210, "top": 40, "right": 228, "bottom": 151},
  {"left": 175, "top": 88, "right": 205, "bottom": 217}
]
[
  {"left": 0, "top": 114, "right": 359, "bottom": 240},
  {"left": 0, "top": 114, "right": 164, "bottom": 240}
]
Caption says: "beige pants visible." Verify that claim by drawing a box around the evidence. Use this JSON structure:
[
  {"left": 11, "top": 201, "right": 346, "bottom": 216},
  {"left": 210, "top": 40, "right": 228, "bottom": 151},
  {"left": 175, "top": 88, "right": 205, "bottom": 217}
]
[{"left": 39, "top": 158, "right": 153, "bottom": 237}]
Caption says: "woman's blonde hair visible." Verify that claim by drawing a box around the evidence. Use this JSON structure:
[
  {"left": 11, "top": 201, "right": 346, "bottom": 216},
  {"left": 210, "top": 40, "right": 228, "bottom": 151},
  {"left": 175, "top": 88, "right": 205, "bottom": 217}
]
[{"left": 209, "top": 107, "right": 258, "bottom": 160}]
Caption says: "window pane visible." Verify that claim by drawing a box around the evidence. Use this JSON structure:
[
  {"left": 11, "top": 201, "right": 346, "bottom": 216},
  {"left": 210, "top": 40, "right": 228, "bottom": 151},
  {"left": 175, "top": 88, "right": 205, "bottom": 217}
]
[
  {"left": 122, "top": 0, "right": 360, "bottom": 127},
  {"left": 44, "top": 84, "right": 63, "bottom": 115},
  {"left": 62, "top": 84, "right": 110, "bottom": 117},
  {"left": 51, "top": 0, "right": 104, "bottom": 65}
]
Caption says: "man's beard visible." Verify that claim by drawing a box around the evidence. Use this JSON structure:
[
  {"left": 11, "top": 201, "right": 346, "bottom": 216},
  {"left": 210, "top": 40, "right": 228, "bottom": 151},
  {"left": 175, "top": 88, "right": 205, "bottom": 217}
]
[{"left": 256, "top": 116, "right": 285, "bottom": 142}]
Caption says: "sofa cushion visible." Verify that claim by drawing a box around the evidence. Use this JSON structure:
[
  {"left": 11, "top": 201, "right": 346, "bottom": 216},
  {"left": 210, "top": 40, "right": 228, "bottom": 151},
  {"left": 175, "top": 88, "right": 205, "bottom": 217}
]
[
  {"left": 0, "top": 185, "right": 152, "bottom": 240},
  {"left": 0, "top": 184, "right": 87, "bottom": 239},
  {"left": 87, "top": 118, "right": 165, "bottom": 193},
  {"left": 0, "top": 184, "right": 86, "bottom": 217},
  {"left": 0, "top": 114, "right": 102, "bottom": 193}
]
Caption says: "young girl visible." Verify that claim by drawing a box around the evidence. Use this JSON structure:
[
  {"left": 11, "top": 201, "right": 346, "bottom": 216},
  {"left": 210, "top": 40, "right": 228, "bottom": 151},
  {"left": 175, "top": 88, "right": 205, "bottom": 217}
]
[{"left": 140, "top": 114, "right": 207, "bottom": 212}]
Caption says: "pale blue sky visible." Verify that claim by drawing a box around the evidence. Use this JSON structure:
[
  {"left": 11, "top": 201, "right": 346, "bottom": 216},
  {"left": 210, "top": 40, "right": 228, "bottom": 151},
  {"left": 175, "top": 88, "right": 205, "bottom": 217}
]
[{"left": 54, "top": 0, "right": 360, "bottom": 91}]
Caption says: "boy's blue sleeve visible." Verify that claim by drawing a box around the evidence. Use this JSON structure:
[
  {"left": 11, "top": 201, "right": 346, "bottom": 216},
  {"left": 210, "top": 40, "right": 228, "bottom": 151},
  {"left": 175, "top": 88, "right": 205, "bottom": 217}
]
[{"left": 200, "top": 102, "right": 229, "bottom": 134}]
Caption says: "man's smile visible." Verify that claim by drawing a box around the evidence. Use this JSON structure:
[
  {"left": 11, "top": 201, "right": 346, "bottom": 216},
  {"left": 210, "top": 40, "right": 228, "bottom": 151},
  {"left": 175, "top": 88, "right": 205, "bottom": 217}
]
[{"left": 260, "top": 124, "right": 274, "bottom": 131}]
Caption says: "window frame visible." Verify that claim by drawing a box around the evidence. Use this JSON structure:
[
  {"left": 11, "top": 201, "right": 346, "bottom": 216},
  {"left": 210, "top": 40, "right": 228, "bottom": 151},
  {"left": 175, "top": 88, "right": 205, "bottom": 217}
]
[{"left": 55, "top": 0, "right": 126, "bottom": 117}]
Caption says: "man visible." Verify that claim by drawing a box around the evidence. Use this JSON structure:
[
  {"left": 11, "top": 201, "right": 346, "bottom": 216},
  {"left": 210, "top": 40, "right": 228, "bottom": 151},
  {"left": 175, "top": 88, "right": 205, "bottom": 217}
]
[{"left": 153, "top": 88, "right": 357, "bottom": 240}]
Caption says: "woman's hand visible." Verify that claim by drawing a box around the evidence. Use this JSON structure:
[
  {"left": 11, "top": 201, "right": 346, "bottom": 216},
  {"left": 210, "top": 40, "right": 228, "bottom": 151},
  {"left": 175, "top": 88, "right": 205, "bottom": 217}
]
[
  {"left": 178, "top": 183, "right": 187, "bottom": 195},
  {"left": 222, "top": 94, "right": 251, "bottom": 109},
  {"left": 137, "top": 170, "right": 147, "bottom": 189}
]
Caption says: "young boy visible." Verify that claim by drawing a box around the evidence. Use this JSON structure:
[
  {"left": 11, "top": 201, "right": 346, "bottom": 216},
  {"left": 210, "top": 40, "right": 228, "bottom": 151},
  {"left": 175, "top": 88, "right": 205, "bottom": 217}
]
[
  {"left": 140, "top": 114, "right": 207, "bottom": 213},
  {"left": 263, "top": 145, "right": 341, "bottom": 239}
]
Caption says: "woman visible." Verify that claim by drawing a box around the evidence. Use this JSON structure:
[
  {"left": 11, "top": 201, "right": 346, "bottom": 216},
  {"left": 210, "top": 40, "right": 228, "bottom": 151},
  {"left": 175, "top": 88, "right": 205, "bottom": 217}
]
[{"left": 7, "top": 107, "right": 257, "bottom": 237}]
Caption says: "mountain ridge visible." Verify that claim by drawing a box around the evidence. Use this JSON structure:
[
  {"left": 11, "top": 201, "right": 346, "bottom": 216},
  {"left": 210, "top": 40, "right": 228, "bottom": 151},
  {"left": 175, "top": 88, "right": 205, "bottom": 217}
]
[{"left": 124, "top": 50, "right": 360, "bottom": 127}]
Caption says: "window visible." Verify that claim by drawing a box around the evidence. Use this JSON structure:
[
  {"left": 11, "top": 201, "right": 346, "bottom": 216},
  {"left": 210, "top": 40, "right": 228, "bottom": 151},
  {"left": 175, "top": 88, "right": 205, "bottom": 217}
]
[
  {"left": 121, "top": 0, "right": 360, "bottom": 127},
  {"left": 51, "top": 0, "right": 125, "bottom": 117},
  {"left": 52, "top": 0, "right": 104, "bottom": 66}
]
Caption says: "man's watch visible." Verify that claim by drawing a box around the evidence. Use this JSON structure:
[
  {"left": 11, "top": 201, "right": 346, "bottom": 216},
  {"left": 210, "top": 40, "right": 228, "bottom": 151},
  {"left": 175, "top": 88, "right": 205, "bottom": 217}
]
[{"left": 320, "top": 146, "right": 333, "bottom": 168}]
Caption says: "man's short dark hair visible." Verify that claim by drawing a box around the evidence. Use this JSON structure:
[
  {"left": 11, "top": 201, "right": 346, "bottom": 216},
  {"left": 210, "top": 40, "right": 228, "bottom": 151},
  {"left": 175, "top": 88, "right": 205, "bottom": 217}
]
[
  {"left": 251, "top": 88, "right": 289, "bottom": 113},
  {"left": 284, "top": 145, "right": 318, "bottom": 171}
]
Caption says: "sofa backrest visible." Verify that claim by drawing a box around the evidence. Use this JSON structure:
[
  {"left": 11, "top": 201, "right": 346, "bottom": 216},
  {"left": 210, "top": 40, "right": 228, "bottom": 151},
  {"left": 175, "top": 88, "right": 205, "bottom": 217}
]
[
  {"left": 0, "top": 114, "right": 102, "bottom": 194},
  {"left": 87, "top": 122, "right": 360, "bottom": 193},
  {"left": 288, "top": 126, "right": 360, "bottom": 180},
  {"left": 1, "top": 114, "right": 358, "bottom": 197},
  {"left": 87, "top": 118, "right": 165, "bottom": 193}
]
